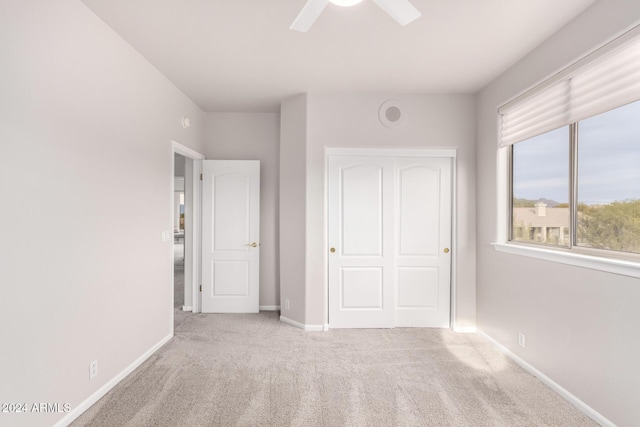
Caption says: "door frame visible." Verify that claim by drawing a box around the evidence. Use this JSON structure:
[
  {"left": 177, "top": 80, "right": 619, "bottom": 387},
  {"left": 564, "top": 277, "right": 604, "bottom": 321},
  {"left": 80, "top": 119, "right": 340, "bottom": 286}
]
[
  {"left": 324, "top": 147, "right": 458, "bottom": 330},
  {"left": 171, "top": 141, "right": 205, "bottom": 317}
]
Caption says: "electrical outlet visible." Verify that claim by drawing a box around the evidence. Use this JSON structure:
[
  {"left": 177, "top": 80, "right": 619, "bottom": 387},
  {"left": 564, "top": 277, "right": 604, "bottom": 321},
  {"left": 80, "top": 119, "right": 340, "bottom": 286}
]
[
  {"left": 89, "top": 360, "right": 98, "bottom": 380},
  {"left": 285, "top": 299, "right": 290, "bottom": 310},
  {"left": 518, "top": 332, "right": 526, "bottom": 348}
]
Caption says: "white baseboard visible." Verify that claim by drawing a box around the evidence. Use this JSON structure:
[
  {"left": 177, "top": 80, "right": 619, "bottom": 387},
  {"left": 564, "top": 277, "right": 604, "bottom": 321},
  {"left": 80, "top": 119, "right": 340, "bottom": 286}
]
[
  {"left": 453, "top": 326, "right": 477, "bottom": 333},
  {"left": 259, "top": 305, "right": 281, "bottom": 311},
  {"left": 477, "top": 330, "right": 614, "bottom": 427},
  {"left": 279, "top": 315, "right": 326, "bottom": 332},
  {"left": 181, "top": 305, "right": 192, "bottom": 311},
  {"left": 280, "top": 315, "right": 305, "bottom": 330},
  {"left": 53, "top": 333, "right": 173, "bottom": 427}
]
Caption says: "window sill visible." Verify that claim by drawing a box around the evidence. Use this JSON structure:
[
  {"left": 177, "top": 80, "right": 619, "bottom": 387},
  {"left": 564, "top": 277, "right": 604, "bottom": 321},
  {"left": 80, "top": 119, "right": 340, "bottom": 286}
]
[{"left": 492, "top": 242, "right": 640, "bottom": 279}]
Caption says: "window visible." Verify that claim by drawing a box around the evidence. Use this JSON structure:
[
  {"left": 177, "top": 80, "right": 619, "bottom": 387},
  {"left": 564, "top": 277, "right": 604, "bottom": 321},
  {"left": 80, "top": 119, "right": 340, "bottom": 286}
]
[
  {"left": 508, "top": 99, "right": 640, "bottom": 257},
  {"left": 500, "top": 27, "right": 640, "bottom": 260},
  {"left": 576, "top": 101, "right": 640, "bottom": 254},
  {"left": 511, "top": 127, "right": 569, "bottom": 247}
]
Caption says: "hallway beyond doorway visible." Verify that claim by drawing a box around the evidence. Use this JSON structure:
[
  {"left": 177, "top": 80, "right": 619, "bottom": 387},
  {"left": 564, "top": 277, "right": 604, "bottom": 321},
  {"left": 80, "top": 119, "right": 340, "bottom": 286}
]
[{"left": 174, "top": 243, "right": 184, "bottom": 309}]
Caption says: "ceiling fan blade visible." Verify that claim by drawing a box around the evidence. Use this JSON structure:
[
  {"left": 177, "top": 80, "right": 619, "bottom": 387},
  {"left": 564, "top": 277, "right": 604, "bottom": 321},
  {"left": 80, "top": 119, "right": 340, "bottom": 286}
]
[
  {"left": 290, "top": 0, "right": 330, "bottom": 32},
  {"left": 371, "top": 0, "right": 421, "bottom": 26}
]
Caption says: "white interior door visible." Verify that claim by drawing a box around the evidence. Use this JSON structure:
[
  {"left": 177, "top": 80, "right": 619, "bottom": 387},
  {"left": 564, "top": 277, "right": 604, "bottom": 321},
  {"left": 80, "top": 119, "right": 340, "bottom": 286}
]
[
  {"left": 394, "top": 157, "right": 451, "bottom": 327},
  {"left": 202, "top": 160, "right": 260, "bottom": 313},
  {"left": 328, "top": 156, "right": 395, "bottom": 328},
  {"left": 328, "top": 154, "right": 452, "bottom": 328}
]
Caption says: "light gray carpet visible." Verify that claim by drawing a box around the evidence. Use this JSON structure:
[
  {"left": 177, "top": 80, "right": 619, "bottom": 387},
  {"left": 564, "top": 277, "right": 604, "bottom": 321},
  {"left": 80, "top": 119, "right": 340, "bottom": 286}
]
[{"left": 72, "top": 309, "right": 595, "bottom": 427}]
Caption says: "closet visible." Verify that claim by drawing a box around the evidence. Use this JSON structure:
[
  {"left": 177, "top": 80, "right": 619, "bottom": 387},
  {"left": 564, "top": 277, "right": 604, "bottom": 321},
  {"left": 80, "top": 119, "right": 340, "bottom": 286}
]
[{"left": 328, "top": 153, "right": 453, "bottom": 328}]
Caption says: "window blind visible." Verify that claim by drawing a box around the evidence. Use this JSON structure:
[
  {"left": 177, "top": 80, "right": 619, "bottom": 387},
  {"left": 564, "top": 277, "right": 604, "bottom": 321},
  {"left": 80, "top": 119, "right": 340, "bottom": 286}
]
[{"left": 499, "top": 25, "right": 640, "bottom": 148}]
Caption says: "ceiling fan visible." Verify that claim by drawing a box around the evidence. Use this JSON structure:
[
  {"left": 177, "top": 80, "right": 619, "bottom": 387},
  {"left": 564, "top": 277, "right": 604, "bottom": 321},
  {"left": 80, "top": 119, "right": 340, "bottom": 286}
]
[{"left": 290, "top": 0, "right": 421, "bottom": 32}]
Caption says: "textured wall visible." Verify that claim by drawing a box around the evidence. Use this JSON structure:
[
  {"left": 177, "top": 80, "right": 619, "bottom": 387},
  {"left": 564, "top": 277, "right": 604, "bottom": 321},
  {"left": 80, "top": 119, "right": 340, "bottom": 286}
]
[
  {"left": 204, "top": 112, "right": 281, "bottom": 308},
  {"left": 279, "top": 95, "right": 308, "bottom": 324},
  {"left": 0, "top": 1, "right": 204, "bottom": 425},
  {"left": 304, "top": 93, "right": 477, "bottom": 327},
  {"left": 476, "top": 1, "right": 640, "bottom": 425}
]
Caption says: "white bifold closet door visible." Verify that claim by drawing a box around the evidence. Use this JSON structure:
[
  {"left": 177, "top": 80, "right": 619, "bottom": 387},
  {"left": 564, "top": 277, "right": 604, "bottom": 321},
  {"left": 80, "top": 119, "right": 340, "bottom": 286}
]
[
  {"left": 328, "top": 156, "right": 395, "bottom": 328},
  {"left": 328, "top": 155, "right": 452, "bottom": 328}
]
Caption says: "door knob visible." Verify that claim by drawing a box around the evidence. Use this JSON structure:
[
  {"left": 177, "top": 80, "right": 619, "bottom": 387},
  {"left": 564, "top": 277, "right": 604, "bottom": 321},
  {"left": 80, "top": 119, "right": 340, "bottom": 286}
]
[
  {"left": 443, "top": 248, "right": 450, "bottom": 253},
  {"left": 330, "top": 247, "right": 336, "bottom": 253},
  {"left": 245, "top": 242, "right": 257, "bottom": 248}
]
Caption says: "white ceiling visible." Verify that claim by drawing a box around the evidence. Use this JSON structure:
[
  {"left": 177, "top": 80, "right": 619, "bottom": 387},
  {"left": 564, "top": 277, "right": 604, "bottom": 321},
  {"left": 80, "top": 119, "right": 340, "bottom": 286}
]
[{"left": 80, "top": 0, "right": 597, "bottom": 112}]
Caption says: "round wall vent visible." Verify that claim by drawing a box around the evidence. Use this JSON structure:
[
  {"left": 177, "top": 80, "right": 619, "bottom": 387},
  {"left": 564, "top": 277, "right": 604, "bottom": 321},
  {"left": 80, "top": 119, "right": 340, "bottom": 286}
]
[{"left": 378, "top": 100, "right": 406, "bottom": 128}]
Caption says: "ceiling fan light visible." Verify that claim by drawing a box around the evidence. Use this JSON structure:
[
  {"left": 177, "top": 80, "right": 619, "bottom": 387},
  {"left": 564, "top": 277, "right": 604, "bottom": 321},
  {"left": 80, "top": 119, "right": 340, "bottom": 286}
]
[{"left": 329, "top": 0, "right": 363, "bottom": 7}]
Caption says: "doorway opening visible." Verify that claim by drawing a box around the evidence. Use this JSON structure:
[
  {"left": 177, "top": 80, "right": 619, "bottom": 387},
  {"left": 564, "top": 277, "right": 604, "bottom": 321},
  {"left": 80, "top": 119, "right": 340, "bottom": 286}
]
[
  {"left": 174, "top": 154, "right": 186, "bottom": 310},
  {"left": 171, "top": 141, "right": 205, "bottom": 329}
]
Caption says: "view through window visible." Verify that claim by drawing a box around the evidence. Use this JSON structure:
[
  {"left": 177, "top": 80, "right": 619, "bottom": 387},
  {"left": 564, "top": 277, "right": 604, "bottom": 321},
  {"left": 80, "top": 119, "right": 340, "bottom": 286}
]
[
  {"left": 511, "top": 100, "right": 640, "bottom": 256},
  {"left": 576, "top": 100, "right": 640, "bottom": 253},
  {"left": 512, "top": 126, "right": 569, "bottom": 246}
]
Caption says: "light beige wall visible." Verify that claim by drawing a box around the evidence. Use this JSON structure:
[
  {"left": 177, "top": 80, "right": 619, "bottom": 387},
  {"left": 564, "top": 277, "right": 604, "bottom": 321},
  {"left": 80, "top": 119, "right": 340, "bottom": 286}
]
[
  {"left": 476, "top": 1, "right": 640, "bottom": 425},
  {"left": 305, "top": 93, "right": 477, "bottom": 327},
  {"left": 204, "top": 113, "right": 280, "bottom": 308},
  {"left": 174, "top": 153, "right": 186, "bottom": 176},
  {"left": 0, "top": 1, "right": 204, "bottom": 426},
  {"left": 279, "top": 95, "right": 308, "bottom": 323}
]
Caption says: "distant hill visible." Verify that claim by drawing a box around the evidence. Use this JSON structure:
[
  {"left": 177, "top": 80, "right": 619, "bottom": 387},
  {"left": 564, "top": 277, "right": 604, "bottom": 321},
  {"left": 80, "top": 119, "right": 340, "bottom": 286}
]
[{"left": 513, "top": 197, "right": 563, "bottom": 208}]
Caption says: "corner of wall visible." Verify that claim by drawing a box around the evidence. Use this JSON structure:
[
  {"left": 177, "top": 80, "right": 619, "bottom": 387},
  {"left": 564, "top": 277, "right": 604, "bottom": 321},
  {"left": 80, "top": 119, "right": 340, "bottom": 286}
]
[{"left": 278, "top": 94, "right": 308, "bottom": 325}]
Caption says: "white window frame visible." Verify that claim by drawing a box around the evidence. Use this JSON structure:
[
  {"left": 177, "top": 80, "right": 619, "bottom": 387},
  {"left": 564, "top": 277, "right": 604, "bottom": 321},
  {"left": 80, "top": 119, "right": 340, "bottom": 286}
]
[{"left": 497, "top": 121, "right": 640, "bottom": 279}]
